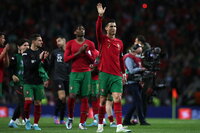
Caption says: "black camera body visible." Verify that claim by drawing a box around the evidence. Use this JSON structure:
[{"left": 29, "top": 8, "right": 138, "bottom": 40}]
[
  {"left": 142, "top": 47, "right": 166, "bottom": 96},
  {"left": 142, "top": 47, "right": 162, "bottom": 72}
]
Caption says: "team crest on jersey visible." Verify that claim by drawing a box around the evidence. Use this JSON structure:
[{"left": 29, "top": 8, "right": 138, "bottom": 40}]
[
  {"left": 26, "top": 91, "right": 29, "bottom": 95},
  {"left": 101, "top": 89, "right": 104, "bottom": 93},
  {"left": 58, "top": 84, "right": 62, "bottom": 88},
  {"left": 31, "top": 60, "right": 36, "bottom": 63},
  {"left": 117, "top": 44, "right": 120, "bottom": 50}
]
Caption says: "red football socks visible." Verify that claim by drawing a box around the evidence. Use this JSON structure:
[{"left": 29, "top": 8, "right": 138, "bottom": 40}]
[
  {"left": 114, "top": 102, "right": 122, "bottom": 124},
  {"left": 92, "top": 98, "right": 99, "bottom": 116},
  {"left": 67, "top": 98, "right": 75, "bottom": 118},
  {"left": 24, "top": 100, "right": 32, "bottom": 119},
  {"left": 34, "top": 105, "right": 41, "bottom": 124},
  {"left": 80, "top": 98, "right": 89, "bottom": 123},
  {"left": 108, "top": 115, "right": 114, "bottom": 123},
  {"left": 98, "top": 106, "right": 105, "bottom": 124}
]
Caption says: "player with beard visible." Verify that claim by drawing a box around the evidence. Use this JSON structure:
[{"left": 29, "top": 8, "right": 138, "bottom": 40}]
[
  {"left": 23, "top": 34, "right": 49, "bottom": 131},
  {"left": 96, "top": 3, "right": 131, "bottom": 132},
  {"left": 50, "top": 36, "right": 70, "bottom": 124}
]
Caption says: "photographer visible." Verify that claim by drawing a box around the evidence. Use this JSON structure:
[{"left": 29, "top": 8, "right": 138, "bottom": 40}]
[
  {"left": 123, "top": 44, "right": 150, "bottom": 126},
  {"left": 136, "top": 35, "right": 164, "bottom": 120},
  {"left": 134, "top": 35, "right": 153, "bottom": 121}
]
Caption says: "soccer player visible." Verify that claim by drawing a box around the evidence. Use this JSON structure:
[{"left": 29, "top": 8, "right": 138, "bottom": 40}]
[
  {"left": 49, "top": 36, "right": 70, "bottom": 124},
  {"left": 0, "top": 32, "right": 9, "bottom": 97},
  {"left": 22, "top": 34, "right": 49, "bottom": 131},
  {"left": 96, "top": 3, "right": 131, "bottom": 132},
  {"left": 8, "top": 39, "right": 30, "bottom": 128},
  {"left": 64, "top": 25, "right": 96, "bottom": 130},
  {"left": 86, "top": 49, "right": 100, "bottom": 127}
]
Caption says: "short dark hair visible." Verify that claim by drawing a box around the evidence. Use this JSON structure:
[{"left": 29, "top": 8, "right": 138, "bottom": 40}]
[
  {"left": 17, "top": 39, "right": 30, "bottom": 46},
  {"left": 56, "top": 35, "right": 66, "bottom": 40},
  {"left": 106, "top": 19, "right": 116, "bottom": 27},
  {"left": 29, "top": 34, "right": 41, "bottom": 43},
  {"left": 73, "top": 24, "right": 85, "bottom": 32},
  {"left": 0, "top": 32, "right": 6, "bottom": 36},
  {"left": 136, "top": 35, "right": 146, "bottom": 44}
]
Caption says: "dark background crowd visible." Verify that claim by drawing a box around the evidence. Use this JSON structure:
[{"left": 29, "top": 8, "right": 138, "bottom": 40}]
[{"left": 0, "top": 0, "right": 200, "bottom": 106}]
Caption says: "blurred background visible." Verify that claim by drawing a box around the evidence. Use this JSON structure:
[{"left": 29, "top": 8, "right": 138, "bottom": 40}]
[{"left": 0, "top": 0, "right": 200, "bottom": 117}]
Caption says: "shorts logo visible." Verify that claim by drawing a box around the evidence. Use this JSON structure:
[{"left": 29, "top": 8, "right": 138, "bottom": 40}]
[
  {"left": 26, "top": 91, "right": 29, "bottom": 95},
  {"left": 58, "top": 84, "right": 62, "bottom": 88},
  {"left": 70, "top": 86, "right": 73, "bottom": 90},
  {"left": 101, "top": 89, "right": 104, "bottom": 92}
]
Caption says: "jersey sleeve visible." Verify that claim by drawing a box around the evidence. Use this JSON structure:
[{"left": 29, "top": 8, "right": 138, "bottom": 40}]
[
  {"left": 96, "top": 16, "right": 104, "bottom": 50},
  {"left": 39, "top": 63, "right": 49, "bottom": 82},
  {"left": 85, "top": 41, "right": 96, "bottom": 64},
  {"left": 64, "top": 42, "right": 75, "bottom": 62}
]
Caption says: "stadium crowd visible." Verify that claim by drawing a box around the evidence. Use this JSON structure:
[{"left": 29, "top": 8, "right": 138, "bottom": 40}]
[{"left": 0, "top": 0, "right": 199, "bottom": 107}]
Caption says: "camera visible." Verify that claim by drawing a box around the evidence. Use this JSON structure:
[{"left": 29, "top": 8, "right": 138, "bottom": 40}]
[
  {"left": 141, "top": 46, "right": 166, "bottom": 98},
  {"left": 142, "top": 47, "right": 163, "bottom": 72}
]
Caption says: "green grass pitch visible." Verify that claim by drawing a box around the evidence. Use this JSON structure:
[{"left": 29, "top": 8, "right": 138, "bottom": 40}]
[{"left": 1, "top": 117, "right": 200, "bottom": 133}]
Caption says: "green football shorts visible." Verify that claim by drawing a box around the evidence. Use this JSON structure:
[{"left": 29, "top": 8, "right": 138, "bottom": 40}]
[
  {"left": 99, "top": 72, "right": 123, "bottom": 96},
  {"left": 89, "top": 79, "right": 99, "bottom": 97},
  {"left": 69, "top": 71, "right": 91, "bottom": 96},
  {"left": 23, "top": 84, "right": 45, "bottom": 100}
]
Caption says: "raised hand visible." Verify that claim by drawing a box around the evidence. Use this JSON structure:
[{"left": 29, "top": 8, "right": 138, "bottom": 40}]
[{"left": 97, "top": 3, "right": 106, "bottom": 17}]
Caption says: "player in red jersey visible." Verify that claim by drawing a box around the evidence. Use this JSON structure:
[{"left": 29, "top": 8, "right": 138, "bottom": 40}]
[
  {"left": 64, "top": 25, "right": 96, "bottom": 130},
  {"left": 0, "top": 32, "right": 9, "bottom": 97},
  {"left": 96, "top": 3, "right": 131, "bottom": 132},
  {"left": 86, "top": 49, "right": 100, "bottom": 127}
]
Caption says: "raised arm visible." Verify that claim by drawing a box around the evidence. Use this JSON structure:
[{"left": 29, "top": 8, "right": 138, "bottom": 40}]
[{"left": 96, "top": 3, "right": 106, "bottom": 49}]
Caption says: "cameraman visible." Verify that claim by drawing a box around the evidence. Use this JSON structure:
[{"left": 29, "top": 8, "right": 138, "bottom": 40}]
[
  {"left": 123, "top": 44, "right": 150, "bottom": 126},
  {"left": 134, "top": 35, "right": 151, "bottom": 53}
]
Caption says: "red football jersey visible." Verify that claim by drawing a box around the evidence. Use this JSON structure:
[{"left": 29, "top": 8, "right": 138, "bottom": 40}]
[
  {"left": 96, "top": 16, "right": 125, "bottom": 76},
  {"left": 64, "top": 39, "right": 96, "bottom": 72},
  {"left": 91, "top": 49, "right": 99, "bottom": 80}
]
